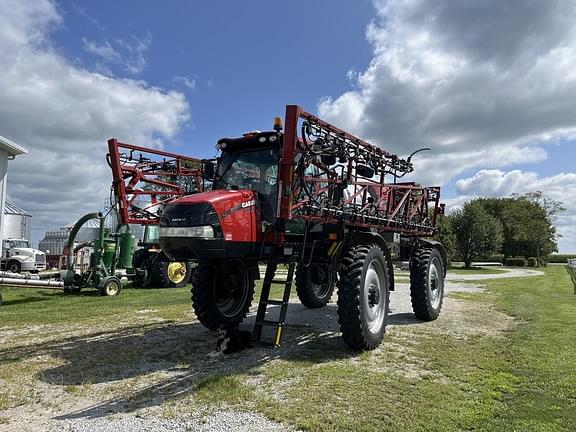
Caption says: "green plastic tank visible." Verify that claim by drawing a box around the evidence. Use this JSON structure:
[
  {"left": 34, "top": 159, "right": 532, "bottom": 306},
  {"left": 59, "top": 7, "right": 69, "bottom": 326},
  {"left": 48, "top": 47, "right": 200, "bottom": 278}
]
[
  {"left": 102, "top": 239, "right": 117, "bottom": 270},
  {"left": 118, "top": 232, "right": 136, "bottom": 269}
]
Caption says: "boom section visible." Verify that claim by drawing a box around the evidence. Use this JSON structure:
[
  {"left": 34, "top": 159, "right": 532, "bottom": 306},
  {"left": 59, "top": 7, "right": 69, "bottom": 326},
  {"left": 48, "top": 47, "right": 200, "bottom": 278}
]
[
  {"left": 279, "top": 106, "right": 441, "bottom": 236},
  {"left": 107, "top": 139, "right": 208, "bottom": 225}
]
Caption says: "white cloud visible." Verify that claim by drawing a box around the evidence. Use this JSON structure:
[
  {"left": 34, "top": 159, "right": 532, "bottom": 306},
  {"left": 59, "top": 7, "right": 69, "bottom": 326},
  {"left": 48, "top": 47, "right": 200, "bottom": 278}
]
[
  {"left": 0, "top": 0, "right": 190, "bottom": 244},
  {"left": 319, "top": 0, "right": 576, "bottom": 185},
  {"left": 173, "top": 75, "right": 197, "bottom": 91},
  {"left": 454, "top": 169, "right": 576, "bottom": 252},
  {"left": 83, "top": 31, "right": 152, "bottom": 75}
]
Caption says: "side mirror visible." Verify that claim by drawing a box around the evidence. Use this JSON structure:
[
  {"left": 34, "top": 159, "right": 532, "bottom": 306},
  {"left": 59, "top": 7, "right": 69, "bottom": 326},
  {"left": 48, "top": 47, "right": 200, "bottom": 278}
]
[
  {"left": 203, "top": 160, "right": 216, "bottom": 180},
  {"left": 357, "top": 164, "right": 375, "bottom": 178}
]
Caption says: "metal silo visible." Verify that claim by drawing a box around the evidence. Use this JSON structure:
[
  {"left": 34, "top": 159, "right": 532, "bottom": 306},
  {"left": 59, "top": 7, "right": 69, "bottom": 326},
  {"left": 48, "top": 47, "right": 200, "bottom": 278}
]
[{"left": 2, "top": 202, "right": 32, "bottom": 241}]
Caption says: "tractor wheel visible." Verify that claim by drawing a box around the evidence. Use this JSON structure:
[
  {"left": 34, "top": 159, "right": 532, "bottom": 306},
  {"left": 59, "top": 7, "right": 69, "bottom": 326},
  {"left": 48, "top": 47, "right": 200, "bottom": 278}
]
[
  {"left": 295, "top": 263, "right": 335, "bottom": 308},
  {"left": 0, "top": 292, "right": 3, "bottom": 306},
  {"left": 6, "top": 260, "right": 21, "bottom": 274},
  {"left": 337, "top": 243, "right": 390, "bottom": 350},
  {"left": 191, "top": 260, "right": 255, "bottom": 330},
  {"left": 151, "top": 259, "right": 192, "bottom": 288},
  {"left": 99, "top": 276, "right": 122, "bottom": 296},
  {"left": 410, "top": 247, "right": 445, "bottom": 321}
]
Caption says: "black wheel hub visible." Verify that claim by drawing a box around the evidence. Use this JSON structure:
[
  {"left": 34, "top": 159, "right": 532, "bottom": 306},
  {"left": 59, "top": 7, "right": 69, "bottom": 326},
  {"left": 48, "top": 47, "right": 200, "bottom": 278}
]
[{"left": 368, "top": 286, "right": 380, "bottom": 306}]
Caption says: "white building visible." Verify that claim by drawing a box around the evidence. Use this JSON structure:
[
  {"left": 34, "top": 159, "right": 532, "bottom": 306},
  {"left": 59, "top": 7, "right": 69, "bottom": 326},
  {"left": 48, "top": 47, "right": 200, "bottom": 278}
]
[{"left": 0, "top": 136, "right": 28, "bottom": 255}]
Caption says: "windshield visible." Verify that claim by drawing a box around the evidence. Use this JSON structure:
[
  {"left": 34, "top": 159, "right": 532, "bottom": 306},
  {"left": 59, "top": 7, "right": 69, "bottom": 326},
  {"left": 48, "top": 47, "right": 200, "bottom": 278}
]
[
  {"left": 10, "top": 240, "right": 29, "bottom": 248},
  {"left": 214, "top": 148, "right": 279, "bottom": 196}
]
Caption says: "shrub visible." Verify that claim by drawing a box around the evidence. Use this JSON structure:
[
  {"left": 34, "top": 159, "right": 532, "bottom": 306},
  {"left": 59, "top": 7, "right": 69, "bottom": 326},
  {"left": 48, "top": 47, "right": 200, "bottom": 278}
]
[
  {"left": 546, "top": 254, "right": 576, "bottom": 263},
  {"left": 527, "top": 257, "right": 538, "bottom": 267},
  {"left": 506, "top": 257, "right": 526, "bottom": 267}
]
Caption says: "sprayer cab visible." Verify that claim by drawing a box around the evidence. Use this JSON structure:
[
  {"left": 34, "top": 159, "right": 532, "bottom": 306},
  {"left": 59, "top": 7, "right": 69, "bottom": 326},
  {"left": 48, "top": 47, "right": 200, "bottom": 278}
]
[{"left": 160, "top": 129, "right": 283, "bottom": 261}]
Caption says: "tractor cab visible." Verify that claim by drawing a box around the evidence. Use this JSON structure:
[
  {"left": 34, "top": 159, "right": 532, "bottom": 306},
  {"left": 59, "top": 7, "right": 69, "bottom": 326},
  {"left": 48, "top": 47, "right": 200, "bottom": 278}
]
[
  {"left": 212, "top": 130, "right": 281, "bottom": 223},
  {"left": 159, "top": 125, "right": 284, "bottom": 262}
]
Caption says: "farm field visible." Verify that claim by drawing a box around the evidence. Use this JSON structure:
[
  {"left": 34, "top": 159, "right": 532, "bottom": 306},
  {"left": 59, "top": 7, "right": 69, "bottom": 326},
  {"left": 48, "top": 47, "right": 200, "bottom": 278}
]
[{"left": 0, "top": 266, "right": 574, "bottom": 431}]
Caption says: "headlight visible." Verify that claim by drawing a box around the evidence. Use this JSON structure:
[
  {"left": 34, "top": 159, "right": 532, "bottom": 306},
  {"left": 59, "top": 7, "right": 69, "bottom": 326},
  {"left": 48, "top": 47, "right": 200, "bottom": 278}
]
[{"left": 160, "top": 226, "right": 214, "bottom": 238}]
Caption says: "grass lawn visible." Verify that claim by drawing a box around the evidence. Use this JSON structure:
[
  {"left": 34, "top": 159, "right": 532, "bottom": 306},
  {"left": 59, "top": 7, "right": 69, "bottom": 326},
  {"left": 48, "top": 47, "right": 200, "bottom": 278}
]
[
  {"left": 449, "top": 265, "right": 507, "bottom": 275},
  {"left": 0, "top": 267, "right": 575, "bottom": 431}
]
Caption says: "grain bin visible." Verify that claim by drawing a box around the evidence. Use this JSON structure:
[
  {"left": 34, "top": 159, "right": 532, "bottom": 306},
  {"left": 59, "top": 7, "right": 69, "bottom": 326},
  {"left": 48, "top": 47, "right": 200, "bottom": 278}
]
[{"left": 2, "top": 202, "right": 31, "bottom": 241}]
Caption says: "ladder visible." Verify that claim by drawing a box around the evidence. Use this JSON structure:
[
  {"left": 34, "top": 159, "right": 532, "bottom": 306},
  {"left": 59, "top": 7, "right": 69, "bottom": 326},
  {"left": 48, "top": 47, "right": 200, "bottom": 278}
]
[{"left": 253, "top": 260, "right": 295, "bottom": 347}]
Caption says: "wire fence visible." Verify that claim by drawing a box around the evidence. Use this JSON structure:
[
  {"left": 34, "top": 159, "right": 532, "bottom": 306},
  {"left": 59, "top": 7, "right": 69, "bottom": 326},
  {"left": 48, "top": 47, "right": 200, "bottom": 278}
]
[{"left": 568, "top": 259, "right": 576, "bottom": 294}]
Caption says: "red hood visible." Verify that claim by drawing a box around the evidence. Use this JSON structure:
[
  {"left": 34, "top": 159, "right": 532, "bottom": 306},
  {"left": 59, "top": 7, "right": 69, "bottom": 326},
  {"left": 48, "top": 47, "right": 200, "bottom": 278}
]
[{"left": 174, "top": 189, "right": 255, "bottom": 205}]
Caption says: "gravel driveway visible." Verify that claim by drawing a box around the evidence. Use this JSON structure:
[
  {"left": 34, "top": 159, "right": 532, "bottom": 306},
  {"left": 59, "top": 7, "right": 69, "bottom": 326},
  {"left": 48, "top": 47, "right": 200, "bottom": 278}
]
[{"left": 1, "top": 266, "right": 531, "bottom": 432}]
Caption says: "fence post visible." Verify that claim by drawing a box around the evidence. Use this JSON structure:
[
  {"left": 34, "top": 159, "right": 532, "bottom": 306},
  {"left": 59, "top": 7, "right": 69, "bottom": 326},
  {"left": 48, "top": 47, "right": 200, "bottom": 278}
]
[{"left": 568, "top": 259, "right": 576, "bottom": 295}]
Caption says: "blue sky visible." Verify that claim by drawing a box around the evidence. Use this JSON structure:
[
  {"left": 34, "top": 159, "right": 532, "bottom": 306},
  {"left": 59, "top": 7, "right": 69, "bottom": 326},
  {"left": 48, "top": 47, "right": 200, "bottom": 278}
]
[
  {"left": 0, "top": 0, "right": 575, "bottom": 251},
  {"left": 54, "top": 0, "right": 375, "bottom": 158}
]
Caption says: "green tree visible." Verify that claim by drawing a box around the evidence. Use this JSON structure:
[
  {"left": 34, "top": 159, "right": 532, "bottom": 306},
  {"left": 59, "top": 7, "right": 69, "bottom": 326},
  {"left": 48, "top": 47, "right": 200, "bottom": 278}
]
[
  {"left": 451, "top": 200, "right": 503, "bottom": 267},
  {"left": 433, "top": 214, "right": 457, "bottom": 264},
  {"left": 477, "top": 192, "right": 562, "bottom": 260}
]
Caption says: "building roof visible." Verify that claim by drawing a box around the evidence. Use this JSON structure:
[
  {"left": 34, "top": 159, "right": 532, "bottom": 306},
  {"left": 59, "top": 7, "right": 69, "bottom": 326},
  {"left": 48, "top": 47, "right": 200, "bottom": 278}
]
[
  {"left": 0, "top": 135, "right": 27, "bottom": 157},
  {"left": 65, "top": 219, "right": 101, "bottom": 229},
  {"left": 4, "top": 201, "right": 32, "bottom": 217}
]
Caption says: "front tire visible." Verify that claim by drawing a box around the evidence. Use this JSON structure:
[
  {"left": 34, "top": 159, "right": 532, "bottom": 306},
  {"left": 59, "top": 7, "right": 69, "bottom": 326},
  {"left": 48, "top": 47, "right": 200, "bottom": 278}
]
[
  {"left": 191, "top": 260, "right": 255, "bottom": 330},
  {"left": 410, "top": 247, "right": 445, "bottom": 321},
  {"left": 337, "top": 244, "right": 390, "bottom": 350},
  {"left": 295, "top": 263, "right": 335, "bottom": 308},
  {"left": 6, "top": 260, "right": 21, "bottom": 273}
]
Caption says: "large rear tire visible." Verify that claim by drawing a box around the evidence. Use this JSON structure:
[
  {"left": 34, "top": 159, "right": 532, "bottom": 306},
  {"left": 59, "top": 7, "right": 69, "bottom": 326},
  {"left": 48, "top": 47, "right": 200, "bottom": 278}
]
[
  {"left": 151, "top": 259, "right": 192, "bottom": 288},
  {"left": 410, "top": 247, "right": 445, "bottom": 321},
  {"left": 337, "top": 243, "right": 389, "bottom": 350},
  {"left": 134, "top": 249, "right": 192, "bottom": 288},
  {"left": 295, "top": 263, "right": 335, "bottom": 308},
  {"left": 191, "top": 260, "right": 255, "bottom": 330}
]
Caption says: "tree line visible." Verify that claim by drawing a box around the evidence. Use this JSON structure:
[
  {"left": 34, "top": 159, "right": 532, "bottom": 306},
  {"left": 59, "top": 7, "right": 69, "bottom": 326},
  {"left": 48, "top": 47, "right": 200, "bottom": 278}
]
[{"left": 435, "top": 192, "right": 564, "bottom": 267}]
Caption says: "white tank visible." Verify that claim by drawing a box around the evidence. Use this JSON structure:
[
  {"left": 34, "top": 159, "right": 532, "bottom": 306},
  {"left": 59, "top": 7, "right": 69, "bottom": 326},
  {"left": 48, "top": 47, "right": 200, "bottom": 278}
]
[{"left": 2, "top": 202, "right": 31, "bottom": 241}]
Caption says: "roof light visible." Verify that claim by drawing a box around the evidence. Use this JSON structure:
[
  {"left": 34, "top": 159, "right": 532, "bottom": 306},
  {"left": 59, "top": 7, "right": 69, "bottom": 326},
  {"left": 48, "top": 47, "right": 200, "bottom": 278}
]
[{"left": 273, "top": 116, "right": 283, "bottom": 131}]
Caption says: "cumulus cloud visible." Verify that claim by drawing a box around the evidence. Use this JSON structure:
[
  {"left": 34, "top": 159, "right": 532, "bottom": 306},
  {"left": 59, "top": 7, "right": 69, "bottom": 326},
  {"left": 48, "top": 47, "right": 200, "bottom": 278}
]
[
  {"left": 319, "top": 0, "right": 576, "bottom": 185},
  {"left": 454, "top": 169, "right": 576, "bottom": 252},
  {"left": 0, "top": 0, "right": 189, "bottom": 243}
]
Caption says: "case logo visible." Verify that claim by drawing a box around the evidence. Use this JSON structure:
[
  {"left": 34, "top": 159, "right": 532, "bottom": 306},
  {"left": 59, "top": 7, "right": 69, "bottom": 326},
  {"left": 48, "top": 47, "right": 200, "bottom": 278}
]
[{"left": 241, "top": 199, "right": 256, "bottom": 209}]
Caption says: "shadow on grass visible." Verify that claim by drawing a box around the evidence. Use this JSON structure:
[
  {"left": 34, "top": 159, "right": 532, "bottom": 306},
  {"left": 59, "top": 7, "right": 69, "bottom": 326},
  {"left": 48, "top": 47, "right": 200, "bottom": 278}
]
[
  {"left": 0, "top": 299, "right": 425, "bottom": 420},
  {"left": 0, "top": 295, "right": 52, "bottom": 306},
  {"left": 388, "top": 312, "right": 423, "bottom": 326}
]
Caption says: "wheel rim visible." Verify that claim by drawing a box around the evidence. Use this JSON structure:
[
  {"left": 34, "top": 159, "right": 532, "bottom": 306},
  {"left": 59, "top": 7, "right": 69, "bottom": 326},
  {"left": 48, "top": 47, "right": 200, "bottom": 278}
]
[
  {"left": 215, "top": 269, "right": 250, "bottom": 318},
  {"left": 8, "top": 262, "right": 18, "bottom": 273},
  {"left": 363, "top": 259, "right": 386, "bottom": 334},
  {"left": 167, "top": 262, "right": 187, "bottom": 285},
  {"left": 309, "top": 265, "right": 331, "bottom": 299},
  {"left": 106, "top": 279, "right": 120, "bottom": 296},
  {"left": 428, "top": 257, "right": 443, "bottom": 309}
]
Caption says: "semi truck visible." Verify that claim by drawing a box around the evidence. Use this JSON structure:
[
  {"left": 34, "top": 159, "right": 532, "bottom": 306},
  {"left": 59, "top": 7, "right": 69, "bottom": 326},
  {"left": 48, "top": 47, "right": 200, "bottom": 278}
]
[
  {"left": 1, "top": 238, "right": 46, "bottom": 273},
  {"left": 157, "top": 105, "right": 446, "bottom": 350}
]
